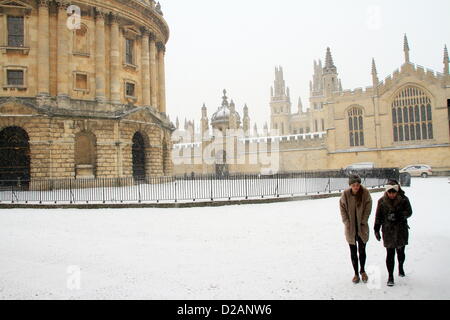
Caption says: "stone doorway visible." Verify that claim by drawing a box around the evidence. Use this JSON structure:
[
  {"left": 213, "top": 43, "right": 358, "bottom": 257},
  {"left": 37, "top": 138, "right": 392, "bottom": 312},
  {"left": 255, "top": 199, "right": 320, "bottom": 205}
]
[
  {"left": 132, "top": 132, "right": 146, "bottom": 180},
  {"left": 0, "top": 126, "right": 30, "bottom": 187}
]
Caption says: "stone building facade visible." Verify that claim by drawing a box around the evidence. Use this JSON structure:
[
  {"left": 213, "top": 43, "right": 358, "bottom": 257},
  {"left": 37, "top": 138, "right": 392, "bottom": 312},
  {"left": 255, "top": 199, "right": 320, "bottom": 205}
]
[
  {"left": 174, "top": 35, "right": 450, "bottom": 175},
  {"left": 0, "top": 0, "right": 174, "bottom": 186}
]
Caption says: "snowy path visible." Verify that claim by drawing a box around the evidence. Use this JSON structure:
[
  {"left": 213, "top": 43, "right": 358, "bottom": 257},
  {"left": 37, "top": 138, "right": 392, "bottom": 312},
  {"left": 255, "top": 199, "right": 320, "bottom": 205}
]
[{"left": 0, "top": 178, "right": 449, "bottom": 300}]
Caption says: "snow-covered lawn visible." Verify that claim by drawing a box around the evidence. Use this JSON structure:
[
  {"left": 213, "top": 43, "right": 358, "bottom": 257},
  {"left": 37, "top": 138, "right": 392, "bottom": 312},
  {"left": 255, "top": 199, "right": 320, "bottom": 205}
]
[{"left": 0, "top": 177, "right": 449, "bottom": 300}]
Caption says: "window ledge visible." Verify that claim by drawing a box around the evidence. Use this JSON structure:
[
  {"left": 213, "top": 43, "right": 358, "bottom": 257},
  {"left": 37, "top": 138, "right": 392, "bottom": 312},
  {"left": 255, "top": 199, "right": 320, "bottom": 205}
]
[
  {"left": 125, "top": 96, "right": 137, "bottom": 103},
  {"left": 0, "top": 46, "right": 30, "bottom": 55},
  {"left": 73, "top": 52, "right": 90, "bottom": 57},
  {"left": 3, "top": 86, "right": 27, "bottom": 91},
  {"left": 123, "top": 63, "right": 138, "bottom": 71},
  {"left": 73, "top": 88, "right": 89, "bottom": 93}
]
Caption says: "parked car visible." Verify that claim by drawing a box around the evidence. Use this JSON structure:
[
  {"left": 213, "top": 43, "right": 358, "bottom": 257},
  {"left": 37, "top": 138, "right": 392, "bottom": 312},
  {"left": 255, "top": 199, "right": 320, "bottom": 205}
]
[
  {"left": 344, "top": 162, "right": 375, "bottom": 175},
  {"left": 400, "top": 164, "right": 433, "bottom": 178}
]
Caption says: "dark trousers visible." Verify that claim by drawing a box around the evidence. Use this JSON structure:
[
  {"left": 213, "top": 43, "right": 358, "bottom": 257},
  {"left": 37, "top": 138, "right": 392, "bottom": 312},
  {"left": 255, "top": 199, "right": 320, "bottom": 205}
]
[
  {"left": 386, "top": 247, "right": 406, "bottom": 277},
  {"left": 349, "top": 236, "right": 366, "bottom": 275}
]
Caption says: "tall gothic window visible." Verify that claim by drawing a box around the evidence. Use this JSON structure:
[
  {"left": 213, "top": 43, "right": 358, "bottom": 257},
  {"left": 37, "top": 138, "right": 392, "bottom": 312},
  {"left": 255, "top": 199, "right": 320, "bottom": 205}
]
[
  {"left": 7, "top": 16, "right": 24, "bottom": 47},
  {"left": 348, "top": 107, "right": 364, "bottom": 147},
  {"left": 392, "top": 86, "right": 433, "bottom": 142}
]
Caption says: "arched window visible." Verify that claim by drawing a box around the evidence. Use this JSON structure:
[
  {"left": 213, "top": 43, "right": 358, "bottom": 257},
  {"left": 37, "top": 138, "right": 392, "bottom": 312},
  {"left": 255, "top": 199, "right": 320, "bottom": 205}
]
[
  {"left": 0, "top": 126, "right": 30, "bottom": 186},
  {"left": 73, "top": 24, "right": 89, "bottom": 55},
  {"left": 348, "top": 107, "right": 364, "bottom": 147},
  {"left": 392, "top": 86, "right": 433, "bottom": 142}
]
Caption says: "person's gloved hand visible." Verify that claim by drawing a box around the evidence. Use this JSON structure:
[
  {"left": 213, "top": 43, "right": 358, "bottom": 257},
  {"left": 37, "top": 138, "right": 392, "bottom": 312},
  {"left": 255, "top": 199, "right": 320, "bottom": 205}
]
[
  {"left": 398, "top": 211, "right": 408, "bottom": 222},
  {"left": 375, "top": 231, "right": 381, "bottom": 241}
]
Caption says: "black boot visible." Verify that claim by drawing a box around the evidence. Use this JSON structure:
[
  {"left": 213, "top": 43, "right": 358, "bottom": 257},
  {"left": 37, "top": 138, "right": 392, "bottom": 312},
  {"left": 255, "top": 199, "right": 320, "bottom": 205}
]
[
  {"left": 399, "top": 265, "right": 405, "bottom": 277},
  {"left": 387, "top": 275, "right": 395, "bottom": 287}
]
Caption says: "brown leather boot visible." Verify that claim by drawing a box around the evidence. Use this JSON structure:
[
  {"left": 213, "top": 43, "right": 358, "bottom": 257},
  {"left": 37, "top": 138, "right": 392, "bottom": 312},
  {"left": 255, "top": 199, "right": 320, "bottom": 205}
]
[
  {"left": 352, "top": 275, "right": 360, "bottom": 284},
  {"left": 360, "top": 272, "right": 369, "bottom": 283}
]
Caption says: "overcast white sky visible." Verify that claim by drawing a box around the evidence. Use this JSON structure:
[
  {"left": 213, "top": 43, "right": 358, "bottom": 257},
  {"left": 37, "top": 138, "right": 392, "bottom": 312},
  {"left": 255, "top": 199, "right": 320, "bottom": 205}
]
[{"left": 162, "top": 0, "right": 450, "bottom": 130}]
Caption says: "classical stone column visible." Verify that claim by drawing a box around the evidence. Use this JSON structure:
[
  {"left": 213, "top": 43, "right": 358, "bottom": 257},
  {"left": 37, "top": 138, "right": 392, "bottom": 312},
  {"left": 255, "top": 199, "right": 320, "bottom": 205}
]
[
  {"left": 37, "top": 0, "right": 50, "bottom": 97},
  {"left": 140, "top": 27, "right": 151, "bottom": 107},
  {"left": 157, "top": 42, "right": 166, "bottom": 114},
  {"left": 149, "top": 33, "right": 158, "bottom": 108},
  {"left": 95, "top": 8, "right": 107, "bottom": 103},
  {"left": 110, "top": 13, "right": 121, "bottom": 105},
  {"left": 56, "top": 0, "right": 70, "bottom": 106}
]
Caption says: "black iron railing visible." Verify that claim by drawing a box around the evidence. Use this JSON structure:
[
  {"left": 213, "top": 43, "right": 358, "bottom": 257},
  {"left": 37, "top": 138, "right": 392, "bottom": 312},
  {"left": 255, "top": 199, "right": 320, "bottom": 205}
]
[{"left": 0, "top": 168, "right": 399, "bottom": 204}]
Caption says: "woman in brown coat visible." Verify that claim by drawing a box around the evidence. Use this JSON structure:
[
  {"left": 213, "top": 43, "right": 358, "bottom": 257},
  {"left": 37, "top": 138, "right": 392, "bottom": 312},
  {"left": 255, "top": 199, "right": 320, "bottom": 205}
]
[
  {"left": 374, "top": 180, "right": 413, "bottom": 287},
  {"left": 339, "top": 174, "right": 373, "bottom": 284}
]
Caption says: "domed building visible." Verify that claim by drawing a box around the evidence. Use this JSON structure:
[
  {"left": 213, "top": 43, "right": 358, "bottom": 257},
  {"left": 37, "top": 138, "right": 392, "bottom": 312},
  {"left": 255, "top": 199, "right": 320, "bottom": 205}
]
[
  {"left": 210, "top": 90, "right": 242, "bottom": 132},
  {"left": 173, "top": 90, "right": 254, "bottom": 176},
  {"left": 0, "top": 0, "right": 174, "bottom": 187}
]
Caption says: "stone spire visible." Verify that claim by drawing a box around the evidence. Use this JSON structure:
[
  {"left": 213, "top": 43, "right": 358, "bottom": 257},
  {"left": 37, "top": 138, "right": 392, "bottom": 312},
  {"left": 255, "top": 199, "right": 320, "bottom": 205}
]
[
  {"left": 229, "top": 99, "right": 235, "bottom": 112},
  {"left": 338, "top": 79, "right": 343, "bottom": 92},
  {"left": 311, "top": 58, "right": 324, "bottom": 95},
  {"left": 322, "top": 47, "right": 339, "bottom": 95},
  {"left": 201, "top": 103, "right": 208, "bottom": 118},
  {"left": 243, "top": 103, "right": 249, "bottom": 114},
  {"left": 404, "top": 34, "right": 410, "bottom": 63},
  {"left": 228, "top": 99, "right": 237, "bottom": 129},
  {"left": 273, "top": 66, "right": 287, "bottom": 98},
  {"left": 201, "top": 103, "right": 209, "bottom": 138},
  {"left": 325, "top": 47, "right": 335, "bottom": 69},
  {"left": 253, "top": 123, "right": 258, "bottom": 137},
  {"left": 323, "top": 47, "right": 337, "bottom": 74},
  {"left": 176, "top": 116, "right": 179, "bottom": 129},
  {"left": 372, "top": 58, "right": 379, "bottom": 86},
  {"left": 444, "top": 45, "right": 449, "bottom": 75},
  {"left": 243, "top": 104, "right": 250, "bottom": 134},
  {"left": 298, "top": 97, "right": 303, "bottom": 113}
]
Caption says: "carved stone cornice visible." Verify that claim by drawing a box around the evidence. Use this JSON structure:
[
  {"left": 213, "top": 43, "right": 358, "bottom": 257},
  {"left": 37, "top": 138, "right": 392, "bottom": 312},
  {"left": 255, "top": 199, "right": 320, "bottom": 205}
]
[
  {"left": 140, "top": 26, "right": 150, "bottom": 36},
  {"left": 94, "top": 7, "right": 107, "bottom": 20},
  {"left": 156, "top": 42, "right": 165, "bottom": 52},
  {"left": 55, "top": 0, "right": 71, "bottom": 10},
  {"left": 110, "top": 13, "right": 120, "bottom": 24},
  {"left": 110, "top": 12, "right": 122, "bottom": 25},
  {"left": 113, "top": 0, "right": 169, "bottom": 42},
  {"left": 37, "top": 0, "right": 50, "bottom": 8}
]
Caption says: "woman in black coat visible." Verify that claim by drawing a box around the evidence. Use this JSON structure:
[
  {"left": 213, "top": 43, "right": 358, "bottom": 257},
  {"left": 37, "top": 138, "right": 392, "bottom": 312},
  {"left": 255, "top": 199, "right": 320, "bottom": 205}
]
[{"left": 374, "top": 180, "right": 413, "bottom": 287}]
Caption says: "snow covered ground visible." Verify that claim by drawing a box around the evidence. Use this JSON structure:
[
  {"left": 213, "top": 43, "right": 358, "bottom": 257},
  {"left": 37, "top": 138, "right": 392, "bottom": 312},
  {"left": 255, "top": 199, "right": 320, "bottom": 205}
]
[{"left": 0, "top": 177, "right": 449, "bottom": 300}]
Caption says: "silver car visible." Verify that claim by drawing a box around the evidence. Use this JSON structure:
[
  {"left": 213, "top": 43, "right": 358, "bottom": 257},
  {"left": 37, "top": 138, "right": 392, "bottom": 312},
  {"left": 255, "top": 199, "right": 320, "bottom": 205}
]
[{"left": 400, "top": 164, "right": 433, "bottom": 178}]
